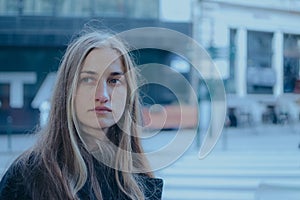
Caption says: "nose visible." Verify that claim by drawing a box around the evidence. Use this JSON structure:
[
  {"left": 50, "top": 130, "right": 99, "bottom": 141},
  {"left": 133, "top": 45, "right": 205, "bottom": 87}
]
[{"left": 95, "top": 81, "right": 109, "bottom": 103}]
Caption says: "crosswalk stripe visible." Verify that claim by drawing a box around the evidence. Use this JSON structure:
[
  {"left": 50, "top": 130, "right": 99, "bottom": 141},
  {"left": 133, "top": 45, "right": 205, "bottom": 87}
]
[
  {"left": 157, "top": 148, "right": 300, "bottom": 200},
  {"left": 162, "top": 189, "right": 255, "bottom": 200}
]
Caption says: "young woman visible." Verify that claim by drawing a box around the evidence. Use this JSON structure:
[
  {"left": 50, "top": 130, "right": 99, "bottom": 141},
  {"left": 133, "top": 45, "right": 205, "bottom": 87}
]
[{"left": 0, "top": 30, "right": 163, "bottom": 200}]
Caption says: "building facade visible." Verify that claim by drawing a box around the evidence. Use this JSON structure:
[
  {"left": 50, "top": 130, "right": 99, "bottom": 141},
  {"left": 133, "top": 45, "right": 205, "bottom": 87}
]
[{"left": 193, "top": 0, "right": 300, "bottom": 124}]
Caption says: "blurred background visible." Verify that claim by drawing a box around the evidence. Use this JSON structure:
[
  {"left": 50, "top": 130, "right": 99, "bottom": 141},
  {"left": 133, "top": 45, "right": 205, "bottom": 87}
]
[{"left": 1, "top": 0, "right": 300, "bottom": 199}]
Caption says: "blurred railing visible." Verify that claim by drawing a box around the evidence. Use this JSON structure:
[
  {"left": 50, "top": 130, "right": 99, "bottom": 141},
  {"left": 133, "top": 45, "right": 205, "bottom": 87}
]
[{"left": 226, "top": 94, "right": 300, "bottom": 128}]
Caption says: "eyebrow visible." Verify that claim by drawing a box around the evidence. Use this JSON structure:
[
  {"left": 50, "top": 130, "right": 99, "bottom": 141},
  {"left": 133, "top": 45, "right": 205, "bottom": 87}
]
[
  {"left": 80, "top": 71, "right": 98, "bottom": 75},
  {"left": 80, "top": 71, "right": 124, "bottom": 76},
  {"left": 110, "top": 72, "right": 124, "bottom": 76}
]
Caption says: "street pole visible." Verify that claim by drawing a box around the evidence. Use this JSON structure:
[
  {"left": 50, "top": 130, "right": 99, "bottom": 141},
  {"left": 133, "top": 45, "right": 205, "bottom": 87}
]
[
  {"left": 7, "top": 116, "right": 13, "bottom": 152},
  {"left": 197, "top": 80, "right": 210, "bottom": 148}
]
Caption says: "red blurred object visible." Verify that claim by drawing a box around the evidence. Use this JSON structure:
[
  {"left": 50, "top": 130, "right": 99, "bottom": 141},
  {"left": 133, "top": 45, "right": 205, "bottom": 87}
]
[
  {"left": 294, "top": 79, "right": 300, "bottom": 94},
  {"left": 142, "top": 105, "right": 197, "bottom": 130}
]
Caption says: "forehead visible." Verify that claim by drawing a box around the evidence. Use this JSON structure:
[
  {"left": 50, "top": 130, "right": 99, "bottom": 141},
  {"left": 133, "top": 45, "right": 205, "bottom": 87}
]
[{"left": 81, "top": 48, "right": 124, "bottom": 74}]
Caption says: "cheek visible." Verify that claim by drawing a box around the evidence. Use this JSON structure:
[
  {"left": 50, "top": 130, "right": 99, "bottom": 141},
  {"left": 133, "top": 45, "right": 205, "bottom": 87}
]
[
  {"left": 75, "top": 87, "right": 95, "bottom": 115},
  {"left": 76, "top": 87, "right": 95, "bottom": 102},
  {"left": 111, "top": 87, "right": 127, "bottom": 114}
]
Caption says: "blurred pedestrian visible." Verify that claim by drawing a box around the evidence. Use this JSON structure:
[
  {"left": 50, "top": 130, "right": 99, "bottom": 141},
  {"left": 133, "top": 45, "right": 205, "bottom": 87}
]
[
  {"left": 0, "top": 29, "right": 163, "bottom": 200},
  {"left": 228, "top": 108, "right": 237, "bottom": 127}
]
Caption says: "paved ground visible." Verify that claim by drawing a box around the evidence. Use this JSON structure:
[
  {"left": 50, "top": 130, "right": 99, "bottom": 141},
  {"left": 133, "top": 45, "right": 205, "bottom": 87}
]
[
  {"left": 1, "top": 124, "right": 300, "bottom": 199},
  {"left": 151, "top": 124, "right": 300, "bottom": 200}
]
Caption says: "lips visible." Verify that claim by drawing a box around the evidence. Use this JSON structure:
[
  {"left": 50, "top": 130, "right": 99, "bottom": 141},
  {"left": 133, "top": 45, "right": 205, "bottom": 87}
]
[{"left": 94, "top": 106, "right": 112, "bottom": 114}]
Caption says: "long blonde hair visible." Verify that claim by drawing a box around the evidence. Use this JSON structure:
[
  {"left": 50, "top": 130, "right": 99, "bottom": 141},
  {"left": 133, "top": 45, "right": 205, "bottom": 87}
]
[{"left": 18, "top": 30, "right": 152, "bottom": 200}]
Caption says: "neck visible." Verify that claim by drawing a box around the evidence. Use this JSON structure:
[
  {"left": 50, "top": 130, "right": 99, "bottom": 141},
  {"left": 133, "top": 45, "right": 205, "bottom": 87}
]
[{"left": 80, "top": 125, "right": 110, "bottom": 151}]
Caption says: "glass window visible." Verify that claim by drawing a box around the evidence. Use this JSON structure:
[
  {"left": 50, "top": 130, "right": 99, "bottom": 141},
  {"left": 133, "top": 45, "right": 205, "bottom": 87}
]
[
  {"left": 283, "top": 34, "right": 300, "bottom": 93},
  {"left": 247, "top": 31, "right": 275, "bottom": 94},
  {"left": 225, "top": 29, "right": 237, "bottom": 94},
  {"left": 0, "top": 0, "right": 19, "bottom": 15},
  {"left": 126, "top": 0, "right": 159, "bottom": 19},
  {"left": 0, "top": 0, "right": 159, "bottom": 18},
  {"left": 92, "top": 0, "right": 125, "bottom": 17}
]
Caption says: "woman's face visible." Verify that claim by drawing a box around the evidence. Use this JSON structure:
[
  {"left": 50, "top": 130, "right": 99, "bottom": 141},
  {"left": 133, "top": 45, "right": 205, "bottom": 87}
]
[{"left": 75, "top": 48, "right": 127, "bottom": 136}]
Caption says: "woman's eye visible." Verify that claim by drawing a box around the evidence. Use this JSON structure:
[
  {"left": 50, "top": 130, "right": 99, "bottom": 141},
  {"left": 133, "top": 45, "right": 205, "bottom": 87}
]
[
  {"left": 80, "top": 77, "right": 95, "bottom": 84},
  {"left": 108, "top": 78, "right": 121, "bottom": 85}
]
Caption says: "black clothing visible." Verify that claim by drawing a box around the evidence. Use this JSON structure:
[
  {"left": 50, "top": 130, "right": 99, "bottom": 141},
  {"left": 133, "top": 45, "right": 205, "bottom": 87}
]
[{"left": 0, "top": 158, "right": 163, "bottom": 200}]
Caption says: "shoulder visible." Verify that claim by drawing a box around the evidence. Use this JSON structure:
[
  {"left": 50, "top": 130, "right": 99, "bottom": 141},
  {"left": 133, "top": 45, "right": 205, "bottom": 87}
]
[
  {"left": 0, "top": 152, "right": 38, "bottom": 200},
  {"left": 0, "top": 160, "right": 29, "bottom": 199},
  {"left": 137, "top": 174, "right": 164, "bottom": 200}
]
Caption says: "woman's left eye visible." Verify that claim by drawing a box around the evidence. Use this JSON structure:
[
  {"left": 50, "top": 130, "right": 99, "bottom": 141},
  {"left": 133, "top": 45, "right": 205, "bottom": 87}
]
[{"left": 108, "top": 78, "right": 120, "bottom": 85}]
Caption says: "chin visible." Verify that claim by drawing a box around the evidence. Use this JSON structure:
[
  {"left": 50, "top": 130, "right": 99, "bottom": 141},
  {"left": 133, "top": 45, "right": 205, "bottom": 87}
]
[{"left": 98, "top": 122, "right": 113, "bottom": 130}]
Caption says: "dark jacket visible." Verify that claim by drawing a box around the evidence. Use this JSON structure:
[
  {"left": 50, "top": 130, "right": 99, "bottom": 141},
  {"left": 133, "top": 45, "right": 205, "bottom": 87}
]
[{"left": 0, "top": 157, "right": 163, "bottom": 200}]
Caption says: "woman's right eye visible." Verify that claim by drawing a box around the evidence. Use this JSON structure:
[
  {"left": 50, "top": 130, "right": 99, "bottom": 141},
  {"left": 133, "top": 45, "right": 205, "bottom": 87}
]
[{"left": 80, "top": 77, "right": 96, "bottom": 84}]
